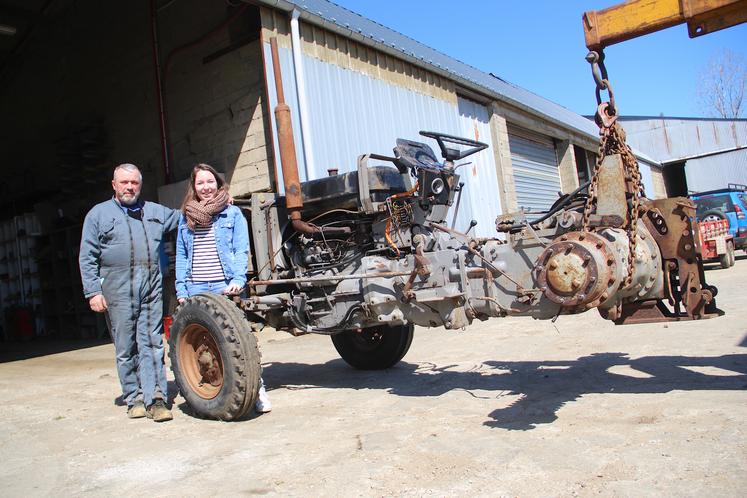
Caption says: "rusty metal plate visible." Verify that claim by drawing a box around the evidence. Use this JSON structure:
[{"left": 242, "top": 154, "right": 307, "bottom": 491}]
[
  {"left": 639, "top": 198, "right": 721, "bottom": 321},
  {"left": 595, "top": 153, "right": 629, "bottom": 224}
]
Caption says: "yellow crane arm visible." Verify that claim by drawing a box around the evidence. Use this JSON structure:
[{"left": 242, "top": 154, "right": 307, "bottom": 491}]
[{"left": 583, "top": 0, "right": 747, "bottom": 50}]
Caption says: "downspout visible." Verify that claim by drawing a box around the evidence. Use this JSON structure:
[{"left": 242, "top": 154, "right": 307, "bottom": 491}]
[{"left": 289, "top": 9, "right": 315, "bottom": 181}]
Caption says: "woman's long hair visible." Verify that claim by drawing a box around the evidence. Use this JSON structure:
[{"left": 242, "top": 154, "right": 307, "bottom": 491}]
[{"left": 180, "top": 163, "right": 227, "bottom": 211}]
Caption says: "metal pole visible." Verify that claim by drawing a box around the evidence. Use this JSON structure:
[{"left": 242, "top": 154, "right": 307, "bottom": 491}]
[{"left": 451, "top": 181, "right": 464, "bottom": 229}]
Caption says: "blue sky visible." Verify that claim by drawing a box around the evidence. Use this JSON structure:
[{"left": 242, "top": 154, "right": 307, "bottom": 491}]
[{"left": 332, "top": 0, "right": 747, "bottom": 118}]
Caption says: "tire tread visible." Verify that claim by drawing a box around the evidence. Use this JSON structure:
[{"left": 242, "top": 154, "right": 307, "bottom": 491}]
[{"left": 169, "top": 294, "right": 261, "bottom": 421}]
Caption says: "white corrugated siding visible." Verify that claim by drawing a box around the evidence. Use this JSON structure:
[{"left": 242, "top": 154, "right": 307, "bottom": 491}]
[
  {"left": 452, "top": 96, "right": 503, "bottom": 236},
  {"left": 508, "top": 126, "right": 561, "bottom": 213},
  {"left": 302, "top": 54, "right": 459, "bottom": 179},
  {"left": 685, "top": 148, "right": 747, "bottom": 192},
  {"left": 263, "top": 42, "right": 503, "bottom": 237},
  {"left": 621, "top": 118, "right": 747, "bottom": 163}
]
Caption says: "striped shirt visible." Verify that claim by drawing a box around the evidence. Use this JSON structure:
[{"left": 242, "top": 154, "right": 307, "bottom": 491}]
[{"left": 191, "top": 224, "right": 225, "bottom": 282}]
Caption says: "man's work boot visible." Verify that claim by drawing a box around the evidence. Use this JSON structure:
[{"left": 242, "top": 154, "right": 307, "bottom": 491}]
[
  {"left": 146, "top": 400, "right": 173, "bottom": 422},
  {"left": 127, "top": 401, "right": 146, "bottom": 419}
]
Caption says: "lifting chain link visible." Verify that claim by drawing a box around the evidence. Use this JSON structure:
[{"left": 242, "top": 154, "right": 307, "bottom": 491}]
[{"left": 583, "top": 51, "right": 646, "bottom": 289}]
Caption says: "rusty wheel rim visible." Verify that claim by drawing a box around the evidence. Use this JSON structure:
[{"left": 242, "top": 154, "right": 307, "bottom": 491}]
[{"left": 177, "top": 323, "right": 224, "bottom": 400}]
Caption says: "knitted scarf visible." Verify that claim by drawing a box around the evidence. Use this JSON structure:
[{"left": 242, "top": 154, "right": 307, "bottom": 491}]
[{"left": 184, "top": 188, "right": 230, "bottom": 230}]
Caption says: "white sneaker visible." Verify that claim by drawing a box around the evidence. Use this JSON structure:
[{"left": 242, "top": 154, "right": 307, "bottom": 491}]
[{"left": 255, "top": 382, "right": 272, "bottom": 413}]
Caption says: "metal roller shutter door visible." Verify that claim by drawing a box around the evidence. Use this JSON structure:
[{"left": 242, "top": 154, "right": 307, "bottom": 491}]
[{"left": 508, "top": 125, "right": 561, "bottom": 213}]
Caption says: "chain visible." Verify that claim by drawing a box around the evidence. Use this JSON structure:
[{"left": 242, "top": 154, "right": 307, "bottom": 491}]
[
  {"left": 584, "top": 51, "right": 646, "bottom": 289},
  {"left": 582, "top": 130, "right": 607, "bottom": 230}
]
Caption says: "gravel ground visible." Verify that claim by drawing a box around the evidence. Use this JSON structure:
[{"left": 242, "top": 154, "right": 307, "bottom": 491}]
[{"left": 1, "top": 257, "right": 745, "bottom": 497}]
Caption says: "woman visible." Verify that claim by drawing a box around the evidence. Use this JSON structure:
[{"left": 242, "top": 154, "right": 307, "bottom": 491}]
[{"left": 175, "top": 163, "right": 271, "bottom": 413}]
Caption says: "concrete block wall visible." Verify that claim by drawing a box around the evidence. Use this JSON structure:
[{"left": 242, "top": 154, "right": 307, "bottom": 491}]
[
  {"left": 488, "top": 107, "right": 518, "bottom": 212},
  {"left": 154, "top": 1, "right": 273, "bottom": 197}
]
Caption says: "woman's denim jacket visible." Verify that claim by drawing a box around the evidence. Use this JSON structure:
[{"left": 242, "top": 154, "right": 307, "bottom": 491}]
[{"left": 175, "top": 205, "right": 249, "bottom": 298}]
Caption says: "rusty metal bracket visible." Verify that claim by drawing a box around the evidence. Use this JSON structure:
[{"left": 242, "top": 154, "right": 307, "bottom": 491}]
[
  {"left": 402, "top": 237, "right": 431, "bottom": 302},
  {"left": 613, "top": 299, "right": 676, "bottom": 325},
  {"left": 637, "top": 198, "right": 722, "bottom": 321}
]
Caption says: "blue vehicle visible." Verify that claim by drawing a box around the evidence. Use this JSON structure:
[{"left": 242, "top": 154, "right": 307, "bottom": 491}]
[{"left": 690, "top": 183, "right": 747, "bottom": 253}]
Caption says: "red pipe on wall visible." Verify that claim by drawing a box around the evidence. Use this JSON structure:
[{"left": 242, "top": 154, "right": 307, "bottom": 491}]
[{"left": 149, "top": 0, "right": 170, "bottom": 183}]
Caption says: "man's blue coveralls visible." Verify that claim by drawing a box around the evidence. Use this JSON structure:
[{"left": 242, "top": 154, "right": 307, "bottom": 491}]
[{"left": 79, "top": 198, "right": 179, "bottom": 407}]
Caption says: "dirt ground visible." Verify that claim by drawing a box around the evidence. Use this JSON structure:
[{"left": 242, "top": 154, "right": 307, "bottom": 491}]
[{"left": 1, "top": 257, "right": 746, "bottom": 497}]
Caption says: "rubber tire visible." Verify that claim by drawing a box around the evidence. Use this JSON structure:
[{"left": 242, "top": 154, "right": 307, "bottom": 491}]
[
  {"left": 169, "top": 293, "right": 261, "bottom": 421},
  {"left": 718, "top": 241, "right": 736, "bottom": 269},
  {"left": 699, "top": 209, "right": 729, "bottom": 224},
  {"left": 331, "top": 324, "right": 414, "bottom": 370}
]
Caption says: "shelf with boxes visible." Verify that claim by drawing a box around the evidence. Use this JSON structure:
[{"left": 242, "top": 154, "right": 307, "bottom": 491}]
[
  {"left": 0, "top": 214, "right": 42, "bottom": 341},
  {"left": 34, "top": 224, "right": 106, "bottom": 339},
  {"left": 0, "top": 213, "right": 106, "bottom": 341}
]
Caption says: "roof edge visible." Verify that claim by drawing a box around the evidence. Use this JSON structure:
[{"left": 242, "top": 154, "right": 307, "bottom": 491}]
[{"left": 661, "top": 144, "right": 747, "bottom": 165}]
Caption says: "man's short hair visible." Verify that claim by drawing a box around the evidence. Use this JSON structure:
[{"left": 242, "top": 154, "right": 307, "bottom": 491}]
[{"left": 113, "top": 163, "right": 143, "bottom": 182}]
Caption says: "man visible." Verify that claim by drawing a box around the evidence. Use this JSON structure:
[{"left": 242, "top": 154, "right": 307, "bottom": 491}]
[{"left": 79, "top": 163, "right": 180, "bottom": 422}]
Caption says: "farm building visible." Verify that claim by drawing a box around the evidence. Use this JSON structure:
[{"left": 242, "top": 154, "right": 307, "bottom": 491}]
[
  {"left": 618, "top": 116, "right": 747, "bottom": 196},
  {"left": 0, "top": 0, "right": 666, "bottom": 342}
]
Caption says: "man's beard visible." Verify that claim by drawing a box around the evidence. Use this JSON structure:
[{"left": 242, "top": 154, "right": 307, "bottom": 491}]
[{"left": 118, "top": 192, "right": 139, "bottom": 205}]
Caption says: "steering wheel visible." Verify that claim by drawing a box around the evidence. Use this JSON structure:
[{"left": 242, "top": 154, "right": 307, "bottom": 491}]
[{"left": 419, "top": 131, "right": 488, "bottom": 161}]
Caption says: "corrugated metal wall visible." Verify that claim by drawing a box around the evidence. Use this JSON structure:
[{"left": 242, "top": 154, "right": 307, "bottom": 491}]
[
  {"left": 263, "top": 41, "right": 503, "bottom": 237},
  {"left": 302, "top": 54, "right": 460, "bottom": 178},
  {"left": 507, "top": 126, "right": 561, "bottom": 213},
  {"left": 452, "top": 96, "right": 502, "bottom": 236},
  {"left": 685, "top": 148, "right": 747, "bottom": 192},
  {"left": 621, "top": 118, "right": 747, "bottom": 163}
]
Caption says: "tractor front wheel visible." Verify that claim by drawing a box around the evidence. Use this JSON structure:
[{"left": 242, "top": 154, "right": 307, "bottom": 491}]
[{"left": 169, "top": 293, "right": 261, "bottom": 420}]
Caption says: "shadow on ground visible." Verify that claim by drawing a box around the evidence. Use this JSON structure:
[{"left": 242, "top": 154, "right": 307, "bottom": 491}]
[
  {"left": 263, "top": 352, "right": 747, "bottom": 430},
  {"left": 0, "top": 338, "right": 110, "bottom": 363}
]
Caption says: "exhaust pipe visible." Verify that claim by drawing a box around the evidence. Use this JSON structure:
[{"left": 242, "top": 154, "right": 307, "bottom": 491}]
[{"left": 269, "top": 37, "right": 349, "bottom": 236}]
